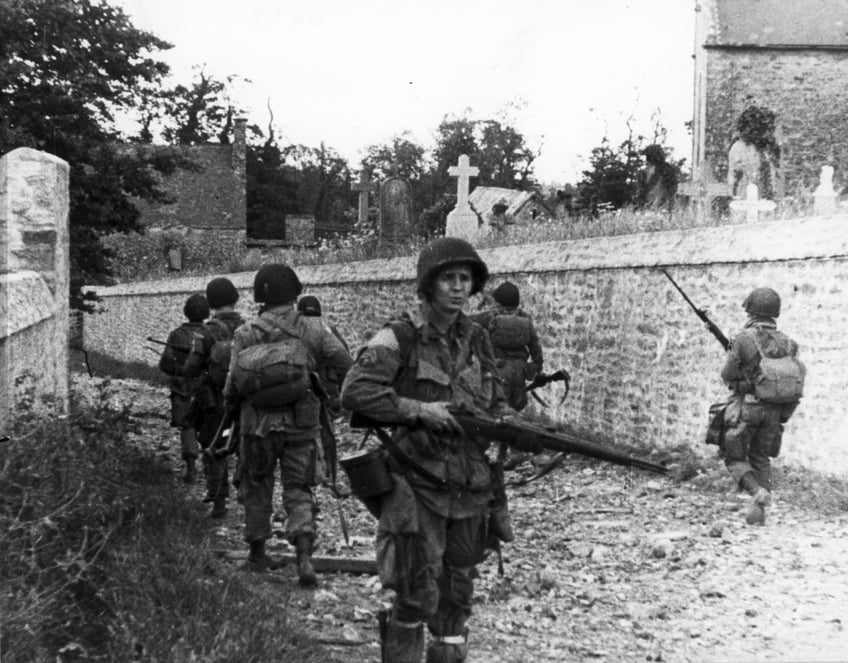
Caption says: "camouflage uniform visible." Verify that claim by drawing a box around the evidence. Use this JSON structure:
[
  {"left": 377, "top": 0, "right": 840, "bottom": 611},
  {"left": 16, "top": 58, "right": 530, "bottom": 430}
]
[
  {"left": 720, "top": 286, "right": 803, "bottom": 525},
  {"left": 158, "top": 320, "right": 205, "bottom": 465},
  {"left": 721, "top": 318, "right": 800, "bottom": 491},
  {"left": 341, "top": 305, "right": 511, "bottom": 663},
  {"left": 472, "top": 304, "right": 542, "bottom": 411},
  {"left": 183, "top": 310, "right": 245, "bottom": 510},
  {"left": 223, "top": 306, "right": 351, "bottom": 552}
]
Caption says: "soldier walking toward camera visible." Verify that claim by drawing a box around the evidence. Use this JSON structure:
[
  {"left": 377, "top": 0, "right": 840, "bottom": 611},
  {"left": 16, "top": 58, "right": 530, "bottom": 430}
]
[
  {"left": 182, "top": 277, "right": 245, "bottom": 519},
  {"left": 472, "top": 281, "right": 543, "bottom": 412},
  {"left": 341, "top": 238, "right": 539, "bottom": 663},
  {"left": 223, "top": 265, "right": 351, "bottom": 583},
  {"left": 158, "top": 293, "right": 210, "bottom": 483},
  {"left": 720, "top": 287, "right": 805, "bottom": 525}
]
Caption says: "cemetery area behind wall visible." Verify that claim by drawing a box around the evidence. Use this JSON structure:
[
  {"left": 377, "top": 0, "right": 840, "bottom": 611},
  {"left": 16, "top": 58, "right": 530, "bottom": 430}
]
[{"left": 83, "top": 215, "right": 848, "bottom": 478}]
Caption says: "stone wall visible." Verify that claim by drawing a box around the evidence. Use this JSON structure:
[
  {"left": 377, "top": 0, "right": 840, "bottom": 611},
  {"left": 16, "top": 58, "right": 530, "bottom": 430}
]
[
  {"left": 704, "top": 48, "right": 848, "bottom": 194},
  {"left": 82, "top": 216, "right": 848, "bottom": 476},
  {"left": 1, "top": 148, "right": 70, "bottom": 433}
]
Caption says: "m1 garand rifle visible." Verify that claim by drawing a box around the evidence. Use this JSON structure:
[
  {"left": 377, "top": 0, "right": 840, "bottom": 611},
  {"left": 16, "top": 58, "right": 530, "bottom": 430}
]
[
  {"left": 350, "top": 408, "right": 668, "bottom": 476},
  {"left": 661, "top": 270, "right": 731, "bottom": 351},
  {"left": 147, "top": 336, "right": 193, "bottom": 352}
]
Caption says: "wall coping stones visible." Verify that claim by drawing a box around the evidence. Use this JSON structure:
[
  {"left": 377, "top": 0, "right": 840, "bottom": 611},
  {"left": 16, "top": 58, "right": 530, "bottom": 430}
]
[
  {"left": 1, "top": 271, "right": 54, "bottom": 337},
  {"left": 85, "top": 215, "right": 848, "bottom": 299}
]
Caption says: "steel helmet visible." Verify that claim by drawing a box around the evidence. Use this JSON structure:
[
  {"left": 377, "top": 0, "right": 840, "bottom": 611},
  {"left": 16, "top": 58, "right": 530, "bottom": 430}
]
[
  {"left": 205, "top": 277, "right": 239, "bottom": 308},
  {"left": 253, "top": 264, "right": 303, "bottom": 304},
  {"left": 416, "top": 237, "right": 488, "bottom": 298},
  {"left": 743, "top": 287, "right": 781, "bottom": 318}
]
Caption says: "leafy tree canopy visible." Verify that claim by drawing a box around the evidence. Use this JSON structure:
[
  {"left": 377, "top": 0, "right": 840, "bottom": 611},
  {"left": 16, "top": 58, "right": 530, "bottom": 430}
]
[{"left": 0, "top": 0, "right": 178, "bottom": 300}]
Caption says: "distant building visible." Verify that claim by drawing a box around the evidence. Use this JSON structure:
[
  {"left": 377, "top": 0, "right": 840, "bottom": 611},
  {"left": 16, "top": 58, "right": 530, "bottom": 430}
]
[
  {"left": 131, "top": 118, "right": 247, "bottom": 236},
  {"left": 468, "top": 186, "right": 549, "bottom": 229},
  {"left": 692, "top": 0, "right": 848, "bottom": 196}
]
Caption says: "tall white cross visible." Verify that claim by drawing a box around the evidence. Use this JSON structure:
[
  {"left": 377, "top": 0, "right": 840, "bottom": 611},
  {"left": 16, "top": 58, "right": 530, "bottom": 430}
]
[
  {"left": 448, "top": 154, "right": 479, "bottom": 209},
  {"left": 730, "top": 183, "right": 775, "bottom": 223}
]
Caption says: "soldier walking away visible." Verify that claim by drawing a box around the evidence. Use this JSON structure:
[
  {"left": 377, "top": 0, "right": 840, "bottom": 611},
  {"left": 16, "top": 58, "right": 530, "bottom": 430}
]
[
  {"left": 182, "top": 277, "right": 245, "bottom": 519},
  {"left": 297, "top": 295, "right": 351, "bottom": 414},
  {"left": 341, "top": 238, "right": 541, "bottom": 663},
  {"left": 223, "top": 265, "right": 351, "bottom": 584},
  {"left": 720, "top": 287, "right": 805, "bottom": 525},
  {"left": 472, "top": 281, "right": 543, "bottom": 412},
  {"left": 157, "top": 293, "right": 209, "bottom": 483}
]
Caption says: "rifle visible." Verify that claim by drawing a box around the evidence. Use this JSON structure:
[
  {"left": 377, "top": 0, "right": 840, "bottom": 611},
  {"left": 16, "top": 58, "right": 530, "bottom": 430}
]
[
  {"left": 350, "top": 409, "right": 668, "bottom": 476},
  {"left": 450, "top": 409, "right": 668, "bottom": 475},
  {"left": 661, "top": 270, "right": 731, "bottom": 351},
  {"left": 203, "top": 411, "right": 238, "bottom": 460},
  {"left": 525, "top": 369, "right": 571, "bottom": 405}
]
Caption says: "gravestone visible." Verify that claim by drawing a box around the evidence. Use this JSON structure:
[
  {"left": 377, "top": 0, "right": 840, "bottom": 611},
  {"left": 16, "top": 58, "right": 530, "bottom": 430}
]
[
  {"left": 351, "top": 170, "right": 378, "bottom": 227},
  {"left": 285, "top": 215, "right": 316, "bottom": 246},
  {"left": 730, "top": 183, "right": 775, "bottom": 223},
  {"left": 445, "top": 154, "right": 480, "bottom": 240},
  {"left": 813, "top": 165, "right": 837, "bottom": 217},
  {"left": 379, "top": 177, "right": 412, "bottom": 243},
  {"left": 728, "top": 139, "right": 778, "bottom": 199}
]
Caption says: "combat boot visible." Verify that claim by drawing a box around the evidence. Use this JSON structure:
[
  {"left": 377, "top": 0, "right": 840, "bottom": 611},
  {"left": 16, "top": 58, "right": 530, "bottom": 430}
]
[
  {"left": 383, "top": 617, "right": 425, "bottom": 663},
  {"left": 182, "top": 457, "right": 197, "bottom": 484},
  {"left": 746, "top": 487, "right": 771, "bottom": 526},
  {"left": 245, "top": 540, "right": 268, "bottom": 573},
  {"left": 426, "top": 629, "right": 469, "bottom": 663},
  {"left": 294, "top": 534, "right": 317, "bottom": 586},
  {"left": 210, "top": 496, "right": 227, "bottom": 519}
]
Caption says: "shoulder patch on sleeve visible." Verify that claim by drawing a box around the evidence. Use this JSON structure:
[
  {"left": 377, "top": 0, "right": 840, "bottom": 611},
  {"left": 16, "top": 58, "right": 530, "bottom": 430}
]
[{"left": 367, "top": 327, "right": 399, "bottom": 351}]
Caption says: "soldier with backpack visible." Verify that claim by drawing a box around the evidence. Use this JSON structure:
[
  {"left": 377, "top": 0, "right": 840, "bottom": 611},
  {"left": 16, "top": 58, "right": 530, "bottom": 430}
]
[
  {"left": 340, "top": 238, "right": 540, "bottom": 663},
  {"left": 223, "top": 265, "right": 351, "bottom": 583},
  {"left": 297, "top": 295, "right": 350, "bottom": 414},
  {"left": 472, "top": 281, "right": 543, "bottom": 412},
  {"left": 158, "top": 293, "right": 210, "bottom": 483},
  {"left": 182, "top": 277, "right": 245, "bottom": 519},
  {"left": 720, "top": 287, "right": 805, "bottom": 525}
]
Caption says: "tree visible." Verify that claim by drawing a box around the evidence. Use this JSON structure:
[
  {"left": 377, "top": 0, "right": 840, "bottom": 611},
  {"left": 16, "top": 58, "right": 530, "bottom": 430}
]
[
  {"left": 0, "top": 0, "right": 178, "bottom": 299},
  {"left": 281, "top": 143, "right": 352, "bottom": 223}
]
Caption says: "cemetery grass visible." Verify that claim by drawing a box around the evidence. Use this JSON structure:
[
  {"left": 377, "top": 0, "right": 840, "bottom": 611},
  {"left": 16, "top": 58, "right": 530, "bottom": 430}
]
[
  {"left": 102, "top": 205, "right": 795, "bottom": 285},
  {"left": 0, "top": 379, "right": 328, "bottom": 663}
]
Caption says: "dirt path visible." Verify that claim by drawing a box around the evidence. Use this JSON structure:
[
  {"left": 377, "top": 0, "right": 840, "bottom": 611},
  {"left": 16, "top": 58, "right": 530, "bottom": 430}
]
[{"left": 100, "top": 377, "right": 848, "bottom": 663}]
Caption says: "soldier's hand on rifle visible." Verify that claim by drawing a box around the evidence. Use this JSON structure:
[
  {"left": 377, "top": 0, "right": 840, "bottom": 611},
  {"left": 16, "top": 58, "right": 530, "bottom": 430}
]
[
  {"left": 416, "top": 401, "right": 464, "bottom": 436},
  {"left": 510, "top": 431, "right": 544, "bottom": 455}
]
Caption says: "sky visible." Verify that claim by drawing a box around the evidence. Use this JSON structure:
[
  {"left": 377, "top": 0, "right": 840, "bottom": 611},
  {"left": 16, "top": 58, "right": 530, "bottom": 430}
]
[{"left": 113, "top": 0, "right": 696, "bottom": 185}]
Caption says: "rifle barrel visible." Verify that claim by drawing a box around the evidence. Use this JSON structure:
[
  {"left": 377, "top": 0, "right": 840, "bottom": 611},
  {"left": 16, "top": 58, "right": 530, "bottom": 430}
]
[{"left": 452, "top": 414, "right": 667, "bottom": 475}]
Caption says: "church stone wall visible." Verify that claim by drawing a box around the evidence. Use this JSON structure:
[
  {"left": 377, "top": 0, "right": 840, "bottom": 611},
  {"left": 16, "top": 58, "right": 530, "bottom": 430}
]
[
  {"left": 704, "top": 48, "right": 848, "bottom": 196},
  {"left": 83, "top": 216, "right": 848, "bottom": 477}
]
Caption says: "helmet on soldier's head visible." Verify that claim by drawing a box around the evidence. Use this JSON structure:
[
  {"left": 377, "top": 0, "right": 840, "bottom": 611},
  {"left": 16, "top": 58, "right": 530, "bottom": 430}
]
[
  {"left": 297, "top": 295, "right": 322, "bottom": 317},
  {"left": 743, "top": 287, "right": 781, "bottom": 318},
  {"left": 183, "top": 293, "right": 210, "bottom": 322},
  {"left": 206, "top": 277, "right": 239, "bottom": 308},
  {"left": 416, "top": 237, "right": 488, "bottom": 299},
  {"left": 253, "top": 264, "right": 303, "bottom": 304},
  {"left": 492, "top": 282, "right": 520, "bottom": 307}
]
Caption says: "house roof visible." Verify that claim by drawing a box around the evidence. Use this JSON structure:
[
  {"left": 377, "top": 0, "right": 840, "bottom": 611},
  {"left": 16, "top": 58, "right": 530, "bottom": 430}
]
[
  {"left": 468, "top": 186, "right": 536, "bottom": 217},
  {"left": 705, "top": 0, "right": 848, "bottom": 48}
]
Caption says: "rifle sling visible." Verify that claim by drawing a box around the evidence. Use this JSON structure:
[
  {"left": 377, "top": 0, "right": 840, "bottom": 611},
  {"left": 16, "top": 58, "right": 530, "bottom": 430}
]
[{"left": 369, "top": 426, "right": 494, "bottom": 494}]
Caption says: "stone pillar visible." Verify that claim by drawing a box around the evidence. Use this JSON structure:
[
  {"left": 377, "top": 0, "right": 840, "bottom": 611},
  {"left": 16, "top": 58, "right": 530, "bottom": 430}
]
[
  {"left": 0, "top": 147, "right": 70, "bottom": 429},
  {"left": 232, "top": 118, "right": 248, "bottom": 239}
]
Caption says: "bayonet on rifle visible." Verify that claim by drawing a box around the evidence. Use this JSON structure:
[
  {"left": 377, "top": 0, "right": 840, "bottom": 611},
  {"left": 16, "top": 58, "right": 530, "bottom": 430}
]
[{"left": 661, "top": 270, "right": 731, "bottom": 351}]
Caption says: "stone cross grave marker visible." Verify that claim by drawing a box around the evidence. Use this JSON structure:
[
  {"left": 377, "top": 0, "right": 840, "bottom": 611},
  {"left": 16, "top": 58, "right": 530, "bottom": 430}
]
[
  {"left": 813, "top": 165, "right": 837, "bottom": 217},
  {"left": 445, "top": 154, "right": 480, "bottom": 240},
  {"left": 351, "top": 170, "right": 378, "bottom": 226},
  {"left": 730, "top": 183, "right": 776, "bottom": 223},
  {"left": 677, "top": 164, "right": 730, "bottom": 222}
]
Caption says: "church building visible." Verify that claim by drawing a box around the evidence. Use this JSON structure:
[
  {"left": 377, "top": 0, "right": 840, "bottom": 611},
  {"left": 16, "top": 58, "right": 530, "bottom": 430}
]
[{"left": 691, "top": 0, "right": 848, "bottom": 197}]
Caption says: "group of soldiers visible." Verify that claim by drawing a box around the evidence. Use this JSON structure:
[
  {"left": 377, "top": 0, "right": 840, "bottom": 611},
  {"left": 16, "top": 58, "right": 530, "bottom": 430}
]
[{"left": 158, "top": 237, "right": 803, "bottom": 663}]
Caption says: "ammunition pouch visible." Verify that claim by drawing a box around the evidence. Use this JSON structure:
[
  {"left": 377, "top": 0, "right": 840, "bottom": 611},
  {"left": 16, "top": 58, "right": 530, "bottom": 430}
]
[
  {"left": 340, "top": 448, "right": 393, "bottom": 518},
  {"left": 705, "top": 402, "right": 728, "bottom": 448}
]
